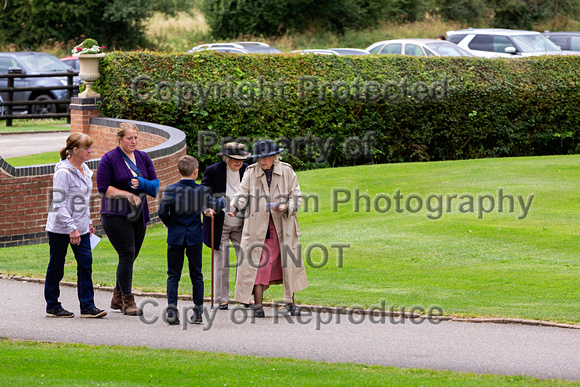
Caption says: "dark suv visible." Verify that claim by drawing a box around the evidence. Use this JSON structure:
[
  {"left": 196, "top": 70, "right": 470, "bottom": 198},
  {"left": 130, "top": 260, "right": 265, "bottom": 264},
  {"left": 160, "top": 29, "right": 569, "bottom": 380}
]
[
  {"left": 543, "top": 31, "right": 580, "bottom": 51},
  {"left": 0, "top": 51, "right": 80, "bottom": 115}
]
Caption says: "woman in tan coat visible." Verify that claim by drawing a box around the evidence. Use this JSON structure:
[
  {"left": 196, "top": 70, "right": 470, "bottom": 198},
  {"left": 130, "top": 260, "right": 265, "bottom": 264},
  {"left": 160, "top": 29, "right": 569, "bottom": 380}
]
[{"left": 229, "top": 140, "right": 308, "bottom": 317}]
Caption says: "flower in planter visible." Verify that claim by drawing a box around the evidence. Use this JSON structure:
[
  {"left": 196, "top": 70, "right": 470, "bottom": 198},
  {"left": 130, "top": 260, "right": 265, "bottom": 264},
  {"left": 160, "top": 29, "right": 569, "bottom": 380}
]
[{"left": 72, "top": 38, "right": 105, "bottom": 55}]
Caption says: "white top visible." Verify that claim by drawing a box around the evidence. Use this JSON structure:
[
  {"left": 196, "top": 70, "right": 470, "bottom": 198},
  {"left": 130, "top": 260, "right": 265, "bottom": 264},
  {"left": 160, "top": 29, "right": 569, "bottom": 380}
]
[
  {"left": 46, "top": 158, "right": 93, "bottom": 235},
  {"left": 223, "top": 165, "right": 243, "bottom": 228}
]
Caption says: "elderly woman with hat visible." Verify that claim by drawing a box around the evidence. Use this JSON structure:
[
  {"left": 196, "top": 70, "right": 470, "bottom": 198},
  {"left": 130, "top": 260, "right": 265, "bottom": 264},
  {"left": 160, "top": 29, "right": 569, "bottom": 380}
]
[
  {"left": 229, "top": 140, "right": 308, "bottom": 317},
  {"left": 201, "top": 142, "right": 251, "bottom": 310}
]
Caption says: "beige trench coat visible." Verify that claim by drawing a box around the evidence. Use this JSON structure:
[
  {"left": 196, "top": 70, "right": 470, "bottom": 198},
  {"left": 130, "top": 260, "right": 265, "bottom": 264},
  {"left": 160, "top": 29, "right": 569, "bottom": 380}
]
[{"left": 232, "top": 160, "right": 308, "bottom": 304}]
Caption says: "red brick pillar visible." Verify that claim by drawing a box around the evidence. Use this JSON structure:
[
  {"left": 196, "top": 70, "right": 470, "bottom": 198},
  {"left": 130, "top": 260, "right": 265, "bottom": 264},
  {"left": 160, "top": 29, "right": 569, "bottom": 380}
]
[{"left": 70, "top": 97, "right": 101, "bottom": 135}]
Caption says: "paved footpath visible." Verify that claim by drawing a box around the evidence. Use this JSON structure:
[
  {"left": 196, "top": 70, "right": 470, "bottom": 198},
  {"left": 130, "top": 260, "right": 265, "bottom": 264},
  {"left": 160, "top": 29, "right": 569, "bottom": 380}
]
[
  {"left": 0, "top": 131, "right": 70, "bottom": 159},
  {"left": 1, "top": 279, "right": 580, "bottom": 381}
]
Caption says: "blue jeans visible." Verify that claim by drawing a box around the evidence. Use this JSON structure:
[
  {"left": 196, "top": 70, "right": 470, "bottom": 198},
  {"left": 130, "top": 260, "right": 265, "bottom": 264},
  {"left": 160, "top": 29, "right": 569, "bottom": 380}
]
[
  {"left": 45, "top": 232, "right": 95, "bottom": 312},
  {"left": 167, "top": 244, "right": 203, "bottom": 308}
]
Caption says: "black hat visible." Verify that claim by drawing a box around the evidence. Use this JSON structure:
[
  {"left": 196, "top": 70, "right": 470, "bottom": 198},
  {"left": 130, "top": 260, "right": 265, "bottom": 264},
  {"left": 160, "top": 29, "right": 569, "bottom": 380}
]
[
  {"left": 217, "top": 142, "right": 251, "bottom": 160},
  {"left": 251, "top": 139, "right": 284, "bottom": 159}
]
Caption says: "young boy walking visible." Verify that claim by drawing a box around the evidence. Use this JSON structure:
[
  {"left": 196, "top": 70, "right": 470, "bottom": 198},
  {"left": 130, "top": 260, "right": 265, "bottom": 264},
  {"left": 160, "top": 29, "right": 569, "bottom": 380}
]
[{"left": 159, "top": 155, "right": 222, "bottom": 325}]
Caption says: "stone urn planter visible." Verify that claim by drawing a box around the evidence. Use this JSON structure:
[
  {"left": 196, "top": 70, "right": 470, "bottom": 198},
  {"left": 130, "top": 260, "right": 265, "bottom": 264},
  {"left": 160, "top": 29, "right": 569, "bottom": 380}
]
[{"left": 73, "top": 53, "right": 105, "bottom": 98}]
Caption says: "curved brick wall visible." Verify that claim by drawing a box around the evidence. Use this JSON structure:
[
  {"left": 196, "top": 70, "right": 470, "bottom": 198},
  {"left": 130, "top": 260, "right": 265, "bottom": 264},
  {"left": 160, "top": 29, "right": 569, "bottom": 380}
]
[{"left": 0, "top": 98, "right": 186, "bottom": 248}]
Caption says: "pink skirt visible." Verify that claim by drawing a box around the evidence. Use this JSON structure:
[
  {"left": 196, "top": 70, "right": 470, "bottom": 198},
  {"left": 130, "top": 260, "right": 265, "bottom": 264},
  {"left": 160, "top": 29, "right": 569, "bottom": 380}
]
[{"left": 254, "top": 217, "right": 283, "bottom": 286}]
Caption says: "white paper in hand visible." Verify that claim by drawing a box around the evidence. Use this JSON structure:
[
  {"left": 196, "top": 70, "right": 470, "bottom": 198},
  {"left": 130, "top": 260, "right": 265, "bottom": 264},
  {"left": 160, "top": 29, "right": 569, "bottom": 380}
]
[
  {"left": 222, "top": 201, "right": 234, "bottom": 213},
  {"left": 266, "top": 203, "right": 279, "bottom": 210},
  {"left": 90, "top": 233, "right": 101, "bottom": 250}
]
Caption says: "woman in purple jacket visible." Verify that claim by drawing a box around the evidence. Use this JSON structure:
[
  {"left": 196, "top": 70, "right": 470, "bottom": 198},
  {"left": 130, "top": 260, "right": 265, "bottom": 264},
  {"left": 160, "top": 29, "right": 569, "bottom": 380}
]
[{"left": 96, "top": 122, "right": 159, "bottom": 316}]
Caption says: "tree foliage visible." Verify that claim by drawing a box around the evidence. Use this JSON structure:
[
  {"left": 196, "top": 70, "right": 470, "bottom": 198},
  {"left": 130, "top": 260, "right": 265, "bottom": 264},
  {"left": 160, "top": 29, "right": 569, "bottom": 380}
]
[
  {"left": 0, "top": 0, "right": 194, "bottom": 50},
  {"left": 436, "top": 0, "right": 489, "bottom": 26},
  {"left": 489, "top": 0, "right": 580, "bottom": 29},
  {"left": 202, "top": 0, "right": 434, "bottom": 39},
  {"left": 203, "top": 0, "right": 580, "bottom": 38}
]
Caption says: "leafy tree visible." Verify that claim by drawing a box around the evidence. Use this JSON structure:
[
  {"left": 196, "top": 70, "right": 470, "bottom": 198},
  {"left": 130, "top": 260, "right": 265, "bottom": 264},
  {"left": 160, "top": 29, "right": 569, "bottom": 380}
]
[
  {"left": 0, "top": 0, "right": 194, "bottom": 50},
  {"left": 489, "top": 0, "right": 580, "bottom": 29},
  {"left": 435, "top": 0, "right": 490, "bottom": 26},
  {"left": 203, "top": 0, "right": 412, "bottom": 38},
  {"left": 393, "top": 0, "right": 435, "bottom": 22}
]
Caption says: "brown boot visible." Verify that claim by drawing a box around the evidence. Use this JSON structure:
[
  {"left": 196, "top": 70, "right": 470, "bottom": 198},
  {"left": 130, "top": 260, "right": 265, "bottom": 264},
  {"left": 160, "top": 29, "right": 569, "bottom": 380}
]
[
  {"left": 110, "top": 288, "right": 122, "bottom": 310},
  {"left": 122, "top": 294, "right": 142, "bottom": 316}
]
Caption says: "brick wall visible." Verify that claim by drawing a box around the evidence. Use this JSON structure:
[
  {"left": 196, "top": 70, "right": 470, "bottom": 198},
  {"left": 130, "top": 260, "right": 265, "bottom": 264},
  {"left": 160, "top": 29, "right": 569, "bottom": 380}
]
[{"left": 0, "top": 97, "right": 187, "bottom": 248}]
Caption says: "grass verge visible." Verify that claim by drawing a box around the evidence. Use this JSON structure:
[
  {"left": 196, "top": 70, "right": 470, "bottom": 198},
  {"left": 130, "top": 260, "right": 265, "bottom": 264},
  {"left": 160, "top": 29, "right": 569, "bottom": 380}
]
[
  {"left": 0, "top": 155, "right": 578, "bottom": 323},
  {"left": 3, "top": 151, "right": 61, "bottom": 167},
  {"left": 0, "top": 339, "right": 574, "bottom": 386},
  {"left": 0, "top": 118, "right": 69, "bottom": 133}
]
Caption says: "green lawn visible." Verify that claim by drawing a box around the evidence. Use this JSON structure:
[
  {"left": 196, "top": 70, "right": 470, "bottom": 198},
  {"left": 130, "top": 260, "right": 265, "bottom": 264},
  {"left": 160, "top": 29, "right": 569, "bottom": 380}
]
[
  {"left": 0, "top": 340, "right": 574, "bottom": 386},
  {"left": 3, "top": 151, "right": 60, "bottom": 167},
  {"left": 1, "top": 155, "right": 579, "bottom": 323},
  {"left": 0, "top": 118, "right": 69, "bottom": 133}
]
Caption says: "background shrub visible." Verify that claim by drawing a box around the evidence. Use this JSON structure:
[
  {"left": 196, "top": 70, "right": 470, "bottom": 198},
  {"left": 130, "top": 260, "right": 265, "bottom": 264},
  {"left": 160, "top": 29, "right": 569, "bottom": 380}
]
[
  {"left": 202, "top": 0, "right": 431, "bottom": 38},
  {"left": 95, "top": 51, "right": 580, "bottom": 171}
]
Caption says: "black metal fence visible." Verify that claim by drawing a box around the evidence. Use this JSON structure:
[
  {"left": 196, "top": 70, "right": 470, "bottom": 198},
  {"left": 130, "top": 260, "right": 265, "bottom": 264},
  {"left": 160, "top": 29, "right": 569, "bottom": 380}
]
[{"left": 0, "top": 70, "right": 79, "bottom": 126}]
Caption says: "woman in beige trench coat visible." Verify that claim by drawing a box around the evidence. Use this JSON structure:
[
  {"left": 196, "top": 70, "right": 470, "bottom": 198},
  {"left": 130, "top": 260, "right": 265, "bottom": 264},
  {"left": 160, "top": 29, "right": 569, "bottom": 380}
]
[{"left": 229, "top": 140, "right": 308, "bottom": 317}]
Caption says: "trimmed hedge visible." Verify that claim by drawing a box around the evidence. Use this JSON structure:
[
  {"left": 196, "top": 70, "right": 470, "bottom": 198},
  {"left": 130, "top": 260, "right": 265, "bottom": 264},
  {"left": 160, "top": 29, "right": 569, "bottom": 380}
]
[{"left": 95, "top": 51, "right": 580, "bottom": 171}]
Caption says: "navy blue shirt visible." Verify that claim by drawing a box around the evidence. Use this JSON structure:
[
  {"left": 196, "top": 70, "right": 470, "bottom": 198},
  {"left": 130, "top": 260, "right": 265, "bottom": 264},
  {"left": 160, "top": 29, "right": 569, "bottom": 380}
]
[{"left": 159, "top": 179, "right": 222, "bottom": 246}]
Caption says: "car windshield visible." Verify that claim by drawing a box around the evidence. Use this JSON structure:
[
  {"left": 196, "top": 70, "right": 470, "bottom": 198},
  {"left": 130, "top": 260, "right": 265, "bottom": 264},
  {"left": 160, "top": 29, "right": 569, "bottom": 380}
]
[
  {"left": 209, "top": 47, "right": 246, "bottom": 53},
  {"left": 510, "top": 35, "right": 561, "bottom": 53},
  {"left": 241, "top": 46, "right": 283, "bottom": 54},
  {"left": 20, "top": 53, "right": 71, "bottom": 72},
  {"left": 425, "top": 42, "right": 473, "bottom": 57},
  {"left": 330, "top": 49, "right": 369, "bottom": 55}
]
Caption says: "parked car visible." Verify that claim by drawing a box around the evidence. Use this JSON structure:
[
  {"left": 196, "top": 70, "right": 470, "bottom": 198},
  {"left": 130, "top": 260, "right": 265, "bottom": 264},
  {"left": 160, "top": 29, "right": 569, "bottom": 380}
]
[
  {"left": 543, "top": 31, "right": 580, "bottom": 51},
  {"left": 366, "top": 39, "right": 473, "bottom": 57},
  {"left": 446, "top": 28, "right": 578, "bottom": 57},
  {"left": 60, "top": 56, "right": 80, "bottom": 71},
  {"left": 327, "top": 48, "right": 370, "bottom": 56},
  {"left": 187, "top": 41, "right": 283, "bottom": 54},
  {"left": 289, "top": 49, "right": 339, "bottom": 55},
  {"left": 188, "top": 46, "right": 248, "bottom": 54},
  {"left": 0, "top": 51, "right": 80, "bottom": 115}
]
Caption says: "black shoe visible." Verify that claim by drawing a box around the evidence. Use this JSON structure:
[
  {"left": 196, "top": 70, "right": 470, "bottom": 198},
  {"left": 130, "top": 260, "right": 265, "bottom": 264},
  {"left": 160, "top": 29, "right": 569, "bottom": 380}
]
[
  {"left": 286, "top": 303, "right": 301, "bottom": 316},
  {"left": 254, "top": 307, "right": 265, "bottom": 318},
  {"left": 46, "top": 307, "right": 74, "bottom": 318},
  {"left": 80, "top": 307, "right": 107, "bottom": 318},
  {"left": 189, "top": 307, "right": 203, "bottom": 324},
  {"left": 218, "top": 303, "right": 229, "bottom": 310},
  {"left": 166, "top": 309, "right": 180, "bottom": 325}
]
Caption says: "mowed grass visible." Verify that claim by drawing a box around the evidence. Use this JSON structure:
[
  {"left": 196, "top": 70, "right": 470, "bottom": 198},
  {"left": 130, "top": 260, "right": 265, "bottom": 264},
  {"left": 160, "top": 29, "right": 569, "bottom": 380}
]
[
  {"left": 0, "top": 155, "right": 578, "bottom": 323},
  {"left": 0, "top": 339, "right": 575, "bottom": 386},
  {"left": 0, "top": 118, "right": 69, "bottom": 133},
  {"left": 4, "top": 151, "right": 60, "bottom": 167}
]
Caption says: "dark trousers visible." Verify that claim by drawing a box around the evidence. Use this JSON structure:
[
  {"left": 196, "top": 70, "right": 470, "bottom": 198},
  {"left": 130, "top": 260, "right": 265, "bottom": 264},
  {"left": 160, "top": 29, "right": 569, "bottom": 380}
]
[
  {"left": 167, "top": 243, "right": 204, "bottom": 307},
  {"left": 45, "top": 232, "right": 95, "bottom": 312},
  {"left": 101, "top": 214, "right": 146, "bottom": 295}
]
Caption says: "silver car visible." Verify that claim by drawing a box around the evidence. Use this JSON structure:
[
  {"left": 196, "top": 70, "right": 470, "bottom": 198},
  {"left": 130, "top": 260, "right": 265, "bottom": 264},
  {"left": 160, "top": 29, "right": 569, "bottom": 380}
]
[
  {"left": 187, "top": 41, "right": 283, "bottom": 54},
  {"left": 447, "top": 28, "right": 579, "bottom": 57},
  {"left": 327, "top": 48, "right": 370, "bottom": 56},
  {"left": 543, "top": 31, "right": 580, "bottom": 51},
  {"left": 366, "top": 39, "right": 473, "bottom": 57},
  {"left": 289, "top": 49, "right": 339, "bottom": 55}
]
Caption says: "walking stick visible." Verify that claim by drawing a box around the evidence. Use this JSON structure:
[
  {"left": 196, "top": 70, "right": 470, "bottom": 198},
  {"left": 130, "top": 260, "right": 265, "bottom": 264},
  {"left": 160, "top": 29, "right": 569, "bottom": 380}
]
[{"left": 211, "top": 215, "right": 215, "bottom": 309}]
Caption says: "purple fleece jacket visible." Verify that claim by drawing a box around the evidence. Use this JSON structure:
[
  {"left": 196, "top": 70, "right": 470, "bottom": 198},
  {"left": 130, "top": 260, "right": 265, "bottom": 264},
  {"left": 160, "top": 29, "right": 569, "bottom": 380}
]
[{"left": 96, "top": 148, "right": 157, "bottom": 225}]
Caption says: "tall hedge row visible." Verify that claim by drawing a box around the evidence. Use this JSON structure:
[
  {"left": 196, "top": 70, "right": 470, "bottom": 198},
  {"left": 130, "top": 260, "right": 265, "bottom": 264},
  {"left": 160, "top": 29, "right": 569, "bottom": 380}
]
[{"left": 95, "top": 52, "right": 580, "bottom": 171}]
